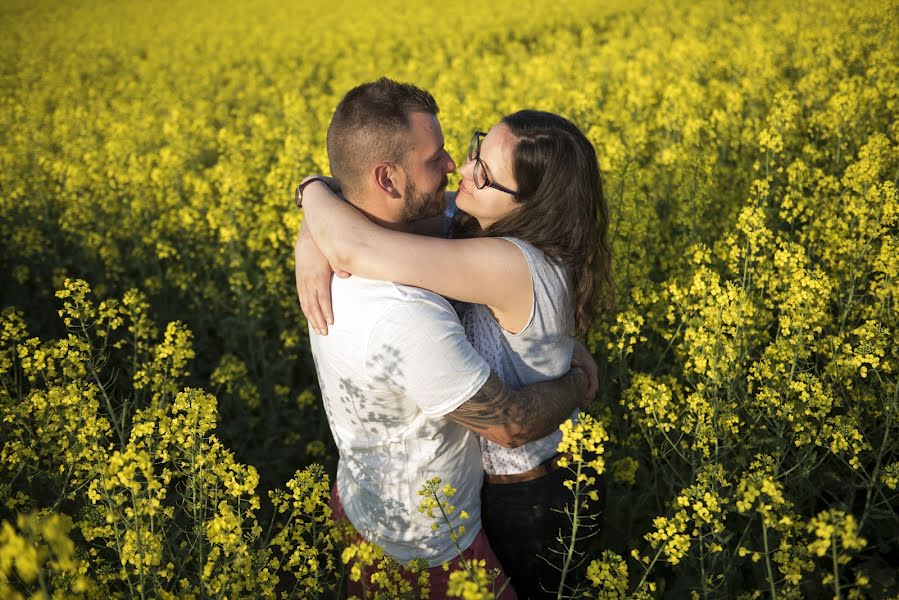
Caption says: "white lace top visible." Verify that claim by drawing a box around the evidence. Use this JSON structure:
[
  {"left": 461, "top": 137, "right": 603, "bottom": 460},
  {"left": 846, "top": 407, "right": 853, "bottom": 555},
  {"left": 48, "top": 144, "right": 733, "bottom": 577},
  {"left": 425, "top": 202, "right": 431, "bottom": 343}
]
[{"left": 457, "top": 237, "right": 579, "bottom": 475}]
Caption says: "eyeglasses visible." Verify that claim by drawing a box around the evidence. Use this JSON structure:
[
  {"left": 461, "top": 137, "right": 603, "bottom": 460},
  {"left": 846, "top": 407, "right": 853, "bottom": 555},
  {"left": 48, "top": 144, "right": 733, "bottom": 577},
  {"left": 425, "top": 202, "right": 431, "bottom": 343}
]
[{"left": 468, "top": 131, "right": 519, "bottom": 197}]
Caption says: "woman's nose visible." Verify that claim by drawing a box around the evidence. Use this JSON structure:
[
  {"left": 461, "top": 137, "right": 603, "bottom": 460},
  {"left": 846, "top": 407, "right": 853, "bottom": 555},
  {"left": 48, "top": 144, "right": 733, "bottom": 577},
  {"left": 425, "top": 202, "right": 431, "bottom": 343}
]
[{"left": 459, "top": 158, "right": 473, "bottom": 178}]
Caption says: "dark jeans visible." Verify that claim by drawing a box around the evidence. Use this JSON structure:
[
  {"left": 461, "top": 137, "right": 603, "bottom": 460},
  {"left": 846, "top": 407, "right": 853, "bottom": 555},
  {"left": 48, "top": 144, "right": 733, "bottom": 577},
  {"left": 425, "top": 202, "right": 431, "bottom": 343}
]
[{"left": 481, "top": 465, "right": 606, "bottom": 600}]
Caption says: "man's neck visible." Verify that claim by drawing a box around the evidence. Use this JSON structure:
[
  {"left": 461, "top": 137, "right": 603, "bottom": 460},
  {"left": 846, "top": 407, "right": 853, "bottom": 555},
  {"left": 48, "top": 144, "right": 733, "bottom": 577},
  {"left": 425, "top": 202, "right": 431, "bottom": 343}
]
[{"left": 344, "top": 195, "right": 411, "bottom": 233}]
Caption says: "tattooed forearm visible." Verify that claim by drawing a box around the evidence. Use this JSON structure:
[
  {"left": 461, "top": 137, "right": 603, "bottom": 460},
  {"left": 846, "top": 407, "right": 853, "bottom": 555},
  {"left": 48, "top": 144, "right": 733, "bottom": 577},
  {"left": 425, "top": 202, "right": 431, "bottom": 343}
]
[{"left": 446, "top": 370, "right": 587, "bottom": 448}]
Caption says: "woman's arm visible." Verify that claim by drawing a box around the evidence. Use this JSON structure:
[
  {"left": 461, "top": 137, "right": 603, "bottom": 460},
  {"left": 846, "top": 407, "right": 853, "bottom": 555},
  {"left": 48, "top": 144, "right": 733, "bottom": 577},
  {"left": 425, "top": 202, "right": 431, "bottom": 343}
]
[{"left": 301, "top": 180, "right": 533, "bottom": 331}]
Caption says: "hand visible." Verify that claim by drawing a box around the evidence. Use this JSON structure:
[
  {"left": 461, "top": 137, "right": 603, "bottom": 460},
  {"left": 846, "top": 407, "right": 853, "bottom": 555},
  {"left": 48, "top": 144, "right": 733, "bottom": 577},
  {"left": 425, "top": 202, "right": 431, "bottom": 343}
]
[
  {"left": 295, "top": 222, "right": 347, "bottom": 336},
  {"left": 570, "top": 339, "right": 598, "bottom": 406}
]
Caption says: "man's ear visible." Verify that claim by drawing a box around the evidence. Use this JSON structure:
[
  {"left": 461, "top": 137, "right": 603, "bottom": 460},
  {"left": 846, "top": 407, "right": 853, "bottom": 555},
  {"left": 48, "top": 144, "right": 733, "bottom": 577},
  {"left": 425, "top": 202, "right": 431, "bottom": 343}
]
[{"left": 373, "top": 163, "right": 402, "bottom": 198}]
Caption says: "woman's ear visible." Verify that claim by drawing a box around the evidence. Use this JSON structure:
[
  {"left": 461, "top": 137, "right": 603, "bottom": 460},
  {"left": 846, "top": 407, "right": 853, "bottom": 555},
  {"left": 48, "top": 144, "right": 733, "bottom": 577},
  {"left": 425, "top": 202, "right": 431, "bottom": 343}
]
[{"left": 373, "top": 163, "right": 402, "bottom": 198}]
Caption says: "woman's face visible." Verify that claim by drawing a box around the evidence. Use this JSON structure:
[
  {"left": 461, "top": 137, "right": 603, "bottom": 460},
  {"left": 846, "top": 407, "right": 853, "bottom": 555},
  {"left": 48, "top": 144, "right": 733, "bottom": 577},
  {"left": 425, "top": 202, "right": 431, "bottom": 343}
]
[{"left": 456, "top": 123, "right": 520, "bottom": 229}]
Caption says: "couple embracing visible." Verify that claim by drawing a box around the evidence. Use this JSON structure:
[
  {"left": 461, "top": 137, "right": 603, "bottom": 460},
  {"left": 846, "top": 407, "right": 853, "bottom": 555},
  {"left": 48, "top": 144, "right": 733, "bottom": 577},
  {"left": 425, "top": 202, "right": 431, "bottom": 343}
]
[{"left": 294, "top": 77, "right": 612, "bottom": 599}]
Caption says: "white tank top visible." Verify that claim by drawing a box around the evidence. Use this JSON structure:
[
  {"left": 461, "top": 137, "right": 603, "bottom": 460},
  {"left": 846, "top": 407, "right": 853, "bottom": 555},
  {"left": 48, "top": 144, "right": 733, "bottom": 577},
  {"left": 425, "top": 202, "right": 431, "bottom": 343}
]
[{"left": 457, "top": 237, "right": 579, "bottom": 475}]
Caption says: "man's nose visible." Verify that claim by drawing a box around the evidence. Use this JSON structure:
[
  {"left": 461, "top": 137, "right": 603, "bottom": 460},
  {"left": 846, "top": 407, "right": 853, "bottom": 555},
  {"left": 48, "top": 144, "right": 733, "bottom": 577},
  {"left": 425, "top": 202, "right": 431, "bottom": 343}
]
[{"left": 445, "top": 151, "right": 457, "bottom": 174}]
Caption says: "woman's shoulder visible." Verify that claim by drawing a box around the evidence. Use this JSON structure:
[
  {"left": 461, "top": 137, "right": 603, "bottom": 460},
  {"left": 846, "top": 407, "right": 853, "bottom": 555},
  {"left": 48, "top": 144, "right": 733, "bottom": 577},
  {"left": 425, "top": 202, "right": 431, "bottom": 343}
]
[
  {"left": 496, "top": 236, "right": 574, "bottom": 336},
  {"left": 498, "top": 237, "right": 571, "bottom": 288}
]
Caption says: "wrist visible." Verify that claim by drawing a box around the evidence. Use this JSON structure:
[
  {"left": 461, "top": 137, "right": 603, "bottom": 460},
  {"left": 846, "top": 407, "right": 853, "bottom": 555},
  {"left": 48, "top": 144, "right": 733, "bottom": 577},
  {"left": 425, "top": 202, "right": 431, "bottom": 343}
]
[
  {"left": 301, "top": 174, "right": 325, "bottom": 186},
  {"left": 294, "top": 176, "right": 329, "bottom": 208}
]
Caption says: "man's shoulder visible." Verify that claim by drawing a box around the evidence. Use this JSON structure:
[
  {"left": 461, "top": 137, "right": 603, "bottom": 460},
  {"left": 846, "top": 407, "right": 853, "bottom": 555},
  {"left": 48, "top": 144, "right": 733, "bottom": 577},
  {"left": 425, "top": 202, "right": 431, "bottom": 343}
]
[
  {"left": 334, "top": 277, "right": 454, "bottom": 314},
  {"left": 342, "top": 280, "right": 463, "bottom": 349},
  {"left": 392, "top": 282, "right": 453, "bottom": 307}
]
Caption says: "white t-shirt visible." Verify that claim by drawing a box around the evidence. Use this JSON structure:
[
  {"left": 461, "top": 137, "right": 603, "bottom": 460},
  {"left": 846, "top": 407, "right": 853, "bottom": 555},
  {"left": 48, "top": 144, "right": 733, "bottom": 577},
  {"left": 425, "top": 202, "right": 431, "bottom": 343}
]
[{"left": 309, "top": 275, "right": 490, "bottom": 566}]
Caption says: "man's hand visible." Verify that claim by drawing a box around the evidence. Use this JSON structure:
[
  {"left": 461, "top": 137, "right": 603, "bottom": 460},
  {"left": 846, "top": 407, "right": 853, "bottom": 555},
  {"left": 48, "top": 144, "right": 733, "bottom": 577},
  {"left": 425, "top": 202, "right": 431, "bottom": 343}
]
[
  {"left": 446, "top": 369, "right": 588, "bottom": 448},
  {"left": 570, "top": 339, "right": 598, "bottom": 407},
  {"left": 295, "top": 222, "right": 346, "bottom": 336}
]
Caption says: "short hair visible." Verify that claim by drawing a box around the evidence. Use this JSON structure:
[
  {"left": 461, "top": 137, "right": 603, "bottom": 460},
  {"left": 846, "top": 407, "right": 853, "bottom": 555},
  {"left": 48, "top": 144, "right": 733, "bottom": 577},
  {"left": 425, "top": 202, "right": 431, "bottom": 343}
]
[{"left": 326, "top": 77, "right": 439, "bottom": 198}]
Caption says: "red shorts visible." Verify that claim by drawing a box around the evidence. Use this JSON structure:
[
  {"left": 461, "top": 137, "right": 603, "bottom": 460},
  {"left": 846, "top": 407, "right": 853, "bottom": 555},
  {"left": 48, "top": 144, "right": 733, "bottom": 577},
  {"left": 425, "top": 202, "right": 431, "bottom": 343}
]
[{"left": 330, "top": 483, "right": 517, "bottom": 599}]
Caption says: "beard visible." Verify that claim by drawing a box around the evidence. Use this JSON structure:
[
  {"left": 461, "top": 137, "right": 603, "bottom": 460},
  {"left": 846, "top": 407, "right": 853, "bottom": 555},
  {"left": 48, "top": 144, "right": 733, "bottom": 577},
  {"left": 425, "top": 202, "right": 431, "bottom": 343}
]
[{"left": 400, "top": 175, "right": 446, "bottom": 222}]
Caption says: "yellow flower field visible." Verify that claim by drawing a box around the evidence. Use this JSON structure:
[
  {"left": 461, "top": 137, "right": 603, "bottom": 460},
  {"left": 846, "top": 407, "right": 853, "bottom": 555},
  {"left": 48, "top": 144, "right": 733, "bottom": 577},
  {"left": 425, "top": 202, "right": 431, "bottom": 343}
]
[{"left": 1, "top": 0, "right": 897, "bottom": 597}]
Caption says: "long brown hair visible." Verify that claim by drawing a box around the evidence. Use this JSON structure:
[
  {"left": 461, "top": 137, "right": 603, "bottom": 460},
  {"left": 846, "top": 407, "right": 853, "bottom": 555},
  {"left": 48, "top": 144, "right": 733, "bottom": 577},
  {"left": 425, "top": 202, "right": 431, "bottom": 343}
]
[{"left": 453, "top": 110, "right": 612, "bottom": 337}]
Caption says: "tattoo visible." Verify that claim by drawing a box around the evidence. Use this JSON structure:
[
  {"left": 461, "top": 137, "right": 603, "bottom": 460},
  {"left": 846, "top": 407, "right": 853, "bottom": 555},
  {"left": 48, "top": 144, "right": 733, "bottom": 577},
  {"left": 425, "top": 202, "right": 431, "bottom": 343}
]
[{"left": 446, "top": 371, "right": 586, "bottom": 448}]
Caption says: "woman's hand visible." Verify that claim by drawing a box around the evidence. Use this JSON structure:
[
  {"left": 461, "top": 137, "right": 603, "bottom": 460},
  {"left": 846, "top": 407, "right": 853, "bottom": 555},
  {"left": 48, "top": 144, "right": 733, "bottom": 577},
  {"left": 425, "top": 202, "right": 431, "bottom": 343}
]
[
  {"left": 295, "top": 222, "right": 347, "bottom": 336},
  {"left": 296, "top": 175, "right": 346, "bottom": 335},
  {"left": 570, "top": 339, "right": 598, "bottom": 407}
]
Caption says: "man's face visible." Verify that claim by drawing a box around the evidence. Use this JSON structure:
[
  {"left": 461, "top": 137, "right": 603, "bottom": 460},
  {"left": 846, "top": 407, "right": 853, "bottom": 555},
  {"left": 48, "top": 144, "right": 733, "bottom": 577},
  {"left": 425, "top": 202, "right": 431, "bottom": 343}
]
[{"left": 398, "top": 111, "right": 456, "bottom": 222}]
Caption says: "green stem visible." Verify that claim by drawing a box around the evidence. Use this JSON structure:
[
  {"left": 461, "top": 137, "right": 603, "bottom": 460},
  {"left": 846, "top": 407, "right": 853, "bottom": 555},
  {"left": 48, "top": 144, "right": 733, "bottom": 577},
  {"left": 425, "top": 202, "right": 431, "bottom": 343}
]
[
  {"left": 635, "top": 545, "right": 665, "bottom": 592},
  {"left": 761, "top": 518, "right": 778, "bottom": 600},
  {"left": 556, "top": 461, "right": 583, "bottom": 600},
  {"left": 36, "top": 560, "right": 50, "bottom": 598},
  {"left": 193, "top": 433, "right": 206, "bottom": 600},
  {"left": 859, "top": 375, "right": 898, "bottom": 531},
  {"left": 651, "top": 411, "right": 690, "bottom": 465},
  {"left": 129, "top": 486, "right": 148, "bottom": 600},
  {"left": 78, "top": 316, "right": 126, "bottom": 448},
  {"left": 652, "top": 319, "right": 685, "bottom": 373},
  {"left": 100, "top": 474, "right": 136, "bottom": 599},
  {"left": 831, "top": 537, "right": 842, "bottom": 600},
  {"left": 434, "top": 490, "right": 474, "bottom": 581},
  {"left": 698, "top": 533, "right": 708, "bottom": 599},
  {"left": 51, "top": 462, "right": 76, "bottom": 510}
]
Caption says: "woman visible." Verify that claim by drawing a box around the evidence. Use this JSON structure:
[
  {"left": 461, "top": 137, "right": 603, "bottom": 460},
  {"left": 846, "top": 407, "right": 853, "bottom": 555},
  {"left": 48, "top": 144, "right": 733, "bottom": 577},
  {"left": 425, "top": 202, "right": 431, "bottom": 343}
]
[{"left": 298, "top": 110, "right": 611, "bottom": 599}]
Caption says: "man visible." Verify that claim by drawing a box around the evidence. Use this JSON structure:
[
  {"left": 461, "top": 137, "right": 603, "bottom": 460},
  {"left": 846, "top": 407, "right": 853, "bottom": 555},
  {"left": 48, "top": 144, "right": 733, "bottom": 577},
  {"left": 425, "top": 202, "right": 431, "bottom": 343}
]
[{"left": 294, "top": 78, "right": 590, "bottom": 597}]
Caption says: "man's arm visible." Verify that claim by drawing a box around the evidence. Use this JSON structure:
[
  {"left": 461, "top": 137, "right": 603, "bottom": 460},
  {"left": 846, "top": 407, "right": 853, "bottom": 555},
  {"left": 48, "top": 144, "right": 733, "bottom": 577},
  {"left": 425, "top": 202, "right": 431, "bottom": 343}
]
[
  {"left": 363, "top": 299, "right": 593, "bottom": 448},
  {"left": 446, "top": 370, "right": 588, "bottom": 449}
]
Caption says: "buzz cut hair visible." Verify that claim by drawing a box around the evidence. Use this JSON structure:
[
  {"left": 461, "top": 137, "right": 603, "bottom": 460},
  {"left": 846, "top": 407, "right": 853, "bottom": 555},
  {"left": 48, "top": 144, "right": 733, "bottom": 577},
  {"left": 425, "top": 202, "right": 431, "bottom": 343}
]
[{"left": 326, "top": 77, "right": 439, "bottom": 198}]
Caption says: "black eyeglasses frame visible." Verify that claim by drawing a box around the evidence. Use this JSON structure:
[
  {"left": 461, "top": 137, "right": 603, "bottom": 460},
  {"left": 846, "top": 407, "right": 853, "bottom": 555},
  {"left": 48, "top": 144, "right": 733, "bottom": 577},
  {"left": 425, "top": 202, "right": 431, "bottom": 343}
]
[{"left": 468, "top": 131, "right": 519, "bottom": 197}]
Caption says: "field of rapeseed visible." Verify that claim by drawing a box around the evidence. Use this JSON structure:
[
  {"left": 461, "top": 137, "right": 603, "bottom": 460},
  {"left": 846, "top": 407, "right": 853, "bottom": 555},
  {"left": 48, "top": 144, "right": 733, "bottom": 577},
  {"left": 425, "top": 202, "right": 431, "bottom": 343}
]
[{"left": 1, "top": 0, "right": 897, "bottom": 597}]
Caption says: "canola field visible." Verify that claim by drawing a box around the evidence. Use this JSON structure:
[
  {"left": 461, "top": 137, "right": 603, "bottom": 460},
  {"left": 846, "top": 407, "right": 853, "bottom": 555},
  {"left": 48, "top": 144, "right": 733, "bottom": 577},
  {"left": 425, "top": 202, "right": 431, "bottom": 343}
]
[{"left": 1, "top": 0, "right": 898, "bottom": 597}]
